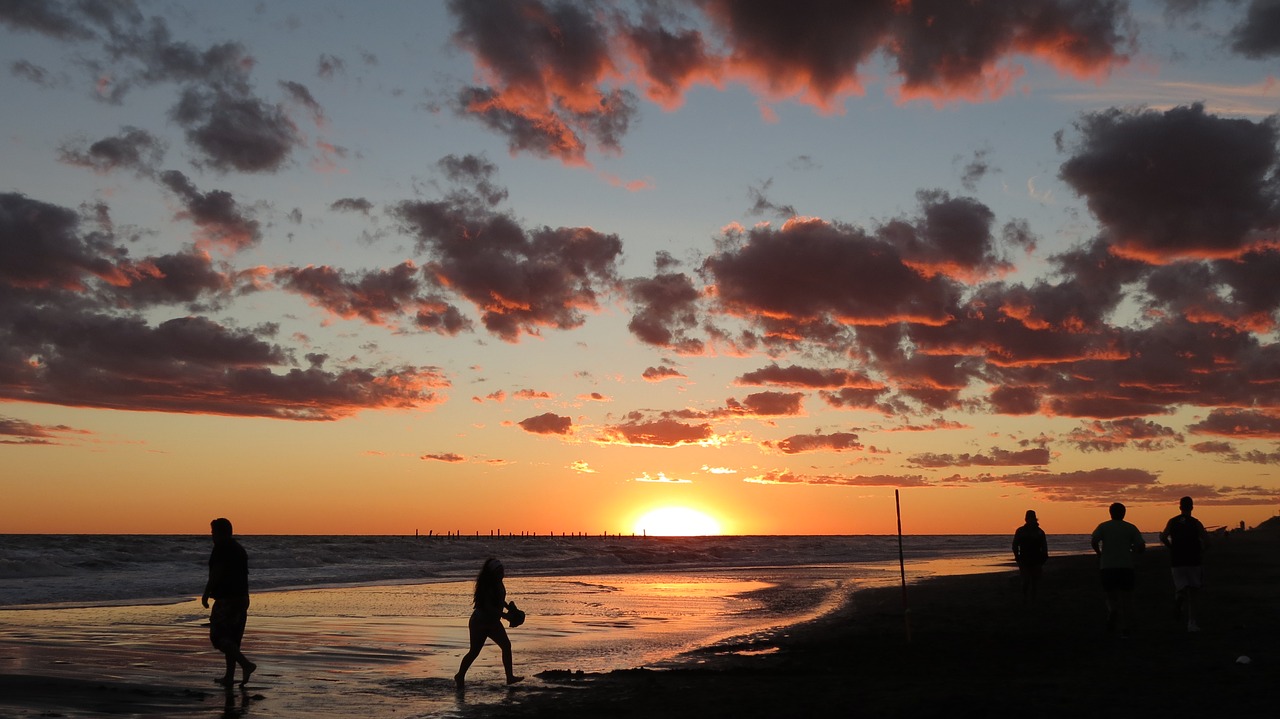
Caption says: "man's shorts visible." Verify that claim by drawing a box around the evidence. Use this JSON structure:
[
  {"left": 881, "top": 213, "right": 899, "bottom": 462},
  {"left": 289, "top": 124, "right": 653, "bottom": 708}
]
[
  {"left": 1171, "top": 566, "right": 1204, "bottom": 591},
  {"left": 1099, "top": 567, "right": 1135, "bottom": 591},
  {"left": 210, "top": 596, "right": 250, "bottom": 652}
]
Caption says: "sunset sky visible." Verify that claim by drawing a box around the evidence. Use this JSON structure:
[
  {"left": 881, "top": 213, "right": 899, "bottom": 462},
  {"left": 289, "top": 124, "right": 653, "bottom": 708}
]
[{"left": 4, "top": 0, "right": 1280, "bottom": 536}]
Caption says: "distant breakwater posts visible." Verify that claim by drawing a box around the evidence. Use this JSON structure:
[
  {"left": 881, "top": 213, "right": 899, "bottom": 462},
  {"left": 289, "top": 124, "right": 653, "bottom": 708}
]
[{"left": 414, "top": 529, "right": 653, "bottom": 538}]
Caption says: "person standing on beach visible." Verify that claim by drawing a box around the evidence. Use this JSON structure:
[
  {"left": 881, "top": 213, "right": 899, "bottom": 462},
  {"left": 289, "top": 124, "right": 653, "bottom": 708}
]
[
  {"left": 202, "top": 518, "right": 256, "bottom": 687},
  {"left": 1160, "top": 496, "right": 1210, "bottom": 632},
  {"left": 1012, "top": 510, "right": 1049, "bottom": 602},
  {"left": 455, "top": 558, "right": 523, "bottom": 690},
  {"left": 1090, "top": 502, "right": 1145, "bottom": 636}
]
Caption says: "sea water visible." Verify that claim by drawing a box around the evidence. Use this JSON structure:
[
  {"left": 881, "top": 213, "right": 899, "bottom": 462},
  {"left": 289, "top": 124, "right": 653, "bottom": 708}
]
[{"left": 0, "top": 534, "right": 1067, "bottom": 608}]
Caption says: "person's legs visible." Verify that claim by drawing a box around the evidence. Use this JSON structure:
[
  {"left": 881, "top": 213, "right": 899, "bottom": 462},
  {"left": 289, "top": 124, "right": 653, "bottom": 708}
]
[
  {"left": 455, "top": 616, "right": 488, "bottom": 689},
  {"left": 487, "top": 624, "right": 521, "bottom": 684}
]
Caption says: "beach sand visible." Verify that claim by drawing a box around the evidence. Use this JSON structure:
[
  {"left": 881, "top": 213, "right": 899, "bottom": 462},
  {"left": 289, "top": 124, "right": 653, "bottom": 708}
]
[{"left": 1, "top": 530, "right": 1275, "bottom": 718}]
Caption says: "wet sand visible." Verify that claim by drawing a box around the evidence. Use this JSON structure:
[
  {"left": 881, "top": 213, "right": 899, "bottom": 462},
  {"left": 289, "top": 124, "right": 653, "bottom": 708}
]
[
  {"left": 1, "top": 531, "right": 1275, "bottom": 718},
  {"left": 471, "top": 528, "right": 1280, "bottom": 719}
]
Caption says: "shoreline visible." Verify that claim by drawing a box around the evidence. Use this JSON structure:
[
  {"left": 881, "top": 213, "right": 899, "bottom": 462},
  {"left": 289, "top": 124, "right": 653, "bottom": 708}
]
[{"left": 467, "top": 528, "right": 1280, "bottom": 718}]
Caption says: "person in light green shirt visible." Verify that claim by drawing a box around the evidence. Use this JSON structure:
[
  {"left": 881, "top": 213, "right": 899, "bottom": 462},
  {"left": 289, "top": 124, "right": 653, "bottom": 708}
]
[{"left": 1090, "top": 502, "right": 1145, "bottom": 636}]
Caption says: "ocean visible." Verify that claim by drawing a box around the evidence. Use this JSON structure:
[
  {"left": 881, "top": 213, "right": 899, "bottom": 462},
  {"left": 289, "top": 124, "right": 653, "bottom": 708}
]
[{"left": 0, "top": 533, "right": 1053, "bottom": 609}]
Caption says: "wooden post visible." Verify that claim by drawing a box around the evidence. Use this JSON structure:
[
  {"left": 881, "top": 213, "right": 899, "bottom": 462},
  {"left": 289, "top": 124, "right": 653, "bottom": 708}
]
[{"left": 896, "top": 489, "right": 912, "bottom": 643}]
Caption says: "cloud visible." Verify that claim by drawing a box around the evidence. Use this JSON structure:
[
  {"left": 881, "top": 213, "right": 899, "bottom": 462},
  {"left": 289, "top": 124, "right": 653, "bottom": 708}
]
[
  {"left": 0, "top": 416, "right": 89, "bottom": 446},
  {"left": 765, "top": 431, "right": 864, "bottom": 455},
  {"left": 599, "top": 416, "right": 715, "bottom": 447},
  {"left": 642, "top": 365, "right": 686, "bottom": 382},
  {"left": 720, "top": 391, "right": 805, "bottom": 418},
  {"left": 0, "top": 192, "right": 448, "bottom": 420},
  {"left": 1188, "top": 409, "right": 1280, "bottom": 439},
  {"left": 10, "top": 59, "right": 62, "bottom": 88},
  {"left": 744, "top": 470, "right": 930, "bottom": 487},
  {"left": 518, "top": 412, "right": 573, "bottom": 435},
  {"left": 908, "top": 446, "right": 1051, "bottom": 468},
  {"left": 626, "top": 272, "right": 705, "bottom": 353},
  {"left": 330, "top": 197, "right": 374, "bottom": 214},
  {"left": 4, "top": 2, "right": 308, "bottom": 172},
  {"left": 280, "top": 79, "right": 325, "bottom": 124},
  {"left": 58, "top": 126, "right": 167, "bottom": 176},
  {"left": 962, "top": 467, "right": 1280, "bottom": 505},
  {"left": 1058, "top": 104, "right": 1280, "bottom": 262},
  {"left": 443, "top": 0, "right": 1136, "bottom": 161},
  {"left": 1066, "top": 418, "right": 1184, "bottom": 452},
  {"left": 393, "top": 159, "right": 624, "bottom": 342},
  {"left": 274, "top": 262, "right": 468, "bottom": 335},
  {"left": 447, "top": 0, "right": 637, "bottom": 164},
  {"left": 1230, "top": 0, "right": 1280, "bottom": 58},
  {"left": 422, "top": 452, "right": 466, "bottom": 463},
  {"left": 514, "top": 389, "right": 553, "bottom": 400},
  {"left": 159, "top": 171, "right": 262, "bottom": 252},
  {"left": 737, "top": 363, "right": 881, "bottom": 390},
  {"left": 171, "top": 86, "right": 302, "bottom": 173}
]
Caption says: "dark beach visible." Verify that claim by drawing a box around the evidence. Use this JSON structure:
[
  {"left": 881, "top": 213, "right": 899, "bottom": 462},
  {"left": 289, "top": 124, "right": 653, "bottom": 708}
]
[{"left": 470, "top": 525, "right": 1280, "bottom": 719}]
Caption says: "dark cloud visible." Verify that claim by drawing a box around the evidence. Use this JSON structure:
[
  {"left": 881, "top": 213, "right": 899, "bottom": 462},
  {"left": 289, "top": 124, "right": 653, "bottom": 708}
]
[
  {"left": 171, "top": 86, "right": 300, "bottom": 173},
  {"left": 330, "top": 198, "right": 374, "bottom": 214},
  {"left": 704, "top": 217, "right": 961, "bottom": 334},
  {"left": 908, "top": 446, "right": 1051, "bottom": 468},
  {"left": 766, "top": 431, "right": 864, "bottom": 455},
  {"left": 0, "top": 0, "right": 101, "bottom": 41},
  {"left": 0, "top": 415, "right": 88, "bottom": 445},
  {"left": 745, "top": 470, "right": 930, "bottom": 487},
  {"left": 275, "top": 262, "right": 420, "bottom": 326},
  {"left": 747, "top": 179, "right": 797, "bottom": 219},
  {"left": 963, "top": 467, "right": 1280, "bottom": 505},
  {"left": 447, "top": 0, "right": 637, "bottom": 164},
  {"left": 0, "top": 192, "right": 447, "bottom": 420},
  {"left": 422, "top": 452, "right": 466, "bottom": 462},
  {"left": 1231, "top": 0, "right": 1280, "bottom": 58},
  {"left": 393, "top": 165, "right": 623, "bottom": 341},
  {"left": 737, "top": 363, "right": 881, "bottom": 390},
  {"left": 159, "top": 171, "right": 261, "bottom": 251},
  {"left": 1066, "top": 418, "right": 1184, "bottom": 452},
  {"left": 437, "top": 154, "right": 508, "bottom": 207},
  {"left": 959, "top": 148, "right": 995, "bottom": 192},
  {"left": 317, "top": 53, "right": 345, "bottom": 79},
  {"left": 1188, "top": 409, "right": 1280, "bottom": 439},
  {"left": 280, "top": 80, "right": 325, "bottom": 124},
  {"left": 58, "top": 126, "right": 166, "bottom": 176},
  {"left": 1058, "top": 104, "right": 1280, "bottom": 261},
  {"left": 444, "top": 0, "right": 1135, "bottom": 160},
  {"left": 7, "top": 2, "right": 307, "bottom": 172},
  {"left": 599, "top": 417, "right": 714, "bottom": 447},
  {"left": 720, "top": 391, "right": 805, "bottom": 418},
  {"left": 10, "top": 59, "right": 61, "bottom": 87},
  {"left": 888, "top": 0, "right": 1134, "bottom": 103},
  {"left": 642, "top": 365, "right": 685, "bottom": 382},
  {"left": 518, "top": 412, "right": 573, "bottom": 435},
  {"left": 0, "top": 192, "right": 125, "bottom": 290},
  {"left": 626, "top": 272, "right": 704, "bottom": 353}
]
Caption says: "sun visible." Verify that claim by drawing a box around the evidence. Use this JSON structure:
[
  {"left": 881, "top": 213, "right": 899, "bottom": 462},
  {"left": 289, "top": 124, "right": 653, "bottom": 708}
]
[{"left": 633, "top": 506, "right": 723, "bottom": 536}]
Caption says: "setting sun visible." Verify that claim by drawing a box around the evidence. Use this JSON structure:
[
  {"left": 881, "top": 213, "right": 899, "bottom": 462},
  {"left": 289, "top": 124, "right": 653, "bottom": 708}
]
[{"left": 634, "top": 507, "right": 723, "bottom": 536}]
